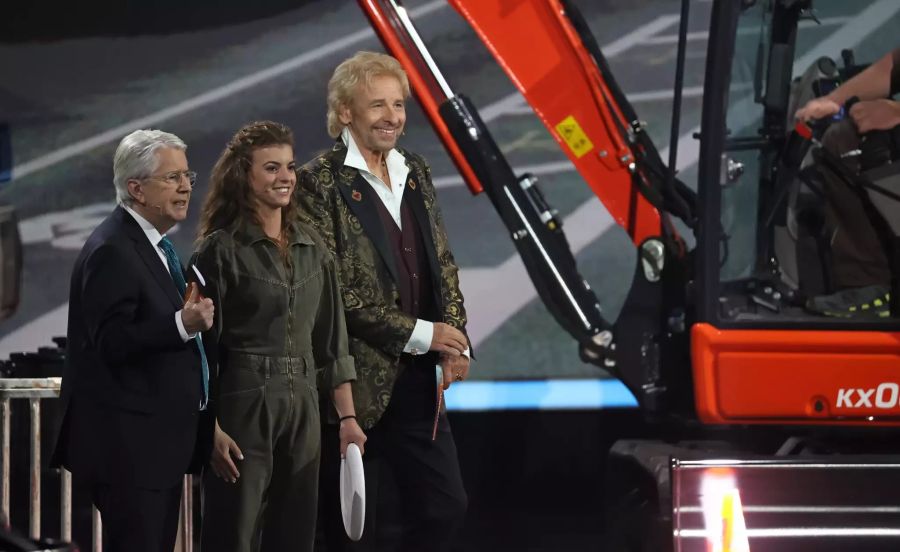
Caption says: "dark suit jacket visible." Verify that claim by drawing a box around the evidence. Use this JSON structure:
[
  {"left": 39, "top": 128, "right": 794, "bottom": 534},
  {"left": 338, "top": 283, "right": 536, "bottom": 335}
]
[
  {"left": 298, "top": 142, "right": 470, "bottom": 429},
  {"left": 51, "top": 206, "right": 207, "bottom": 489}
]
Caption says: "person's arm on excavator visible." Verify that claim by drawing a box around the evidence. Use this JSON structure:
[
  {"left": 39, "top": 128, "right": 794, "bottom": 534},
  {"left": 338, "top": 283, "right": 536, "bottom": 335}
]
[{"left": 795, "top": 47, "right": 900, "bottom": 133}]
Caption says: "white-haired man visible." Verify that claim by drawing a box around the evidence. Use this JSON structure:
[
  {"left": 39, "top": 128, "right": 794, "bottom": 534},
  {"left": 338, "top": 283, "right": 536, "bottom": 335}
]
[{"left": 51, "top": 129, "right": 214, "bottom": 552}]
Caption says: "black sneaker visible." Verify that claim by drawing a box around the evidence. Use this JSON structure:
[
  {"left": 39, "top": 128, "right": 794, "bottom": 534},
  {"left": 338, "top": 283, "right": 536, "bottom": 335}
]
[{"left": 805, "top": 284, "right": 890, "bottom": 318}]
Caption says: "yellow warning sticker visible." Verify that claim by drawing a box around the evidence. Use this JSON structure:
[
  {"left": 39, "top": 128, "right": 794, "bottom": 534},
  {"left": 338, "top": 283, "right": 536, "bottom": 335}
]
[{"left": 555, "top": 115, "right": 594, "bottom": 158}]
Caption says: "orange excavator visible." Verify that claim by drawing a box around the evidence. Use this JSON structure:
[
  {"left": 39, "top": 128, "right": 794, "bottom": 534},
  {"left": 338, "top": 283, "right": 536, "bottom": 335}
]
[{"left": 358, "top": 0, "right": 900, "bottom": 550}]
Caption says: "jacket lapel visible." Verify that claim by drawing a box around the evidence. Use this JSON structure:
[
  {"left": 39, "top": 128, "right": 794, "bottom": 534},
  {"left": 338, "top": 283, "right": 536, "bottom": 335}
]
[
  {"left": 117, "top": 207, "right": 184, "bottom": 309},
  {"left": 403, "top": 169, "right": 443, "bottom": 309},
  {"left": 336, "top": 170, "right": 400, "bottom": 284}
]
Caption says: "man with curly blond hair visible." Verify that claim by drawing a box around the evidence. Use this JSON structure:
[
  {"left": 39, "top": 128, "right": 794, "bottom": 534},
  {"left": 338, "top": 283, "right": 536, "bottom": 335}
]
[{"left": 298, "top": 51, "right": 470, "bottom": 551}]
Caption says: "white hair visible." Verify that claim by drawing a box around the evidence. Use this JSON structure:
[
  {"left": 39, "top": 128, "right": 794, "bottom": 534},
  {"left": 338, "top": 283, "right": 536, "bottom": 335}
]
[{"left": 113, "top": 129, "right": 187, "bottom": 206}]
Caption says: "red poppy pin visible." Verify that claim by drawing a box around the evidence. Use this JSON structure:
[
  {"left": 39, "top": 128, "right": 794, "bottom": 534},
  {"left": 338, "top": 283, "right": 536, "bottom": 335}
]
[
  {"left": 408, "top": 178, "right": 416, "bottom": 190},
  {"left": 352, "top": 190, "right": 362, "bottom": 202}
]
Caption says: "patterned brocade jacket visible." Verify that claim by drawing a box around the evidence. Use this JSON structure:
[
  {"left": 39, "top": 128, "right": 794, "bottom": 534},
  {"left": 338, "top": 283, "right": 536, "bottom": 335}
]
[{"left": 297, "top": 141, "right": 469, "bottom": 430}]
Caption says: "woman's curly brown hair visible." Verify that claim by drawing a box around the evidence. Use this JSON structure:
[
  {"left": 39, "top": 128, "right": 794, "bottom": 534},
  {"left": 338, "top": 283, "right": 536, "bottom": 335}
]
[{"left": 197, "top": 120, "right": 298, "bottom": 240}]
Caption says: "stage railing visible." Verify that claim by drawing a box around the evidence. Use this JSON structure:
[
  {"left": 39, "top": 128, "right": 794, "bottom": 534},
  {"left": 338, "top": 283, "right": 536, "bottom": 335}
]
[{"left": 0, "top": 377, "right": 194, "bottom": 552}]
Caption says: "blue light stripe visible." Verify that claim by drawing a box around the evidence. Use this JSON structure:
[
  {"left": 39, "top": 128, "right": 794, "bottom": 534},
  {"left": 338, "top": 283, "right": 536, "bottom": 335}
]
[
  {"left": 0, "top": 124, "right": 11, "bottom": 183},
  {"left": 444, "top": 379, "right": 638, "bottom": 411}
]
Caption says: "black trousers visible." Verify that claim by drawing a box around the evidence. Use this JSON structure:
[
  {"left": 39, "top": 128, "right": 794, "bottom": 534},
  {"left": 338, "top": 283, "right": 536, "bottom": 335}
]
[
  {"left": 318, "top": 359, "right": 467, "bottom": 552},
  {"left": 820, "top": 120, "right": 891, "bottom": 289},
  {"left": 91, "top": 480, "right": 182, "bottom": 552}
]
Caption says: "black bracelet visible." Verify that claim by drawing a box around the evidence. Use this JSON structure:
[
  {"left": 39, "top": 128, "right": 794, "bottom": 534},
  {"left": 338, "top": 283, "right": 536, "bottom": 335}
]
[{"left": 339, "top": 415, "right": 357, "bottom": 423}]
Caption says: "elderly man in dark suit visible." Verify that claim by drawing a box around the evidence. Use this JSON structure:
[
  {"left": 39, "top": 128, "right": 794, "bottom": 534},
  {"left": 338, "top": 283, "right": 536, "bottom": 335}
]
[
  {"left": 299, "top": 51, "right": 470, "bottom": 552},
  {"left": 51, "top": 129, "right": 214, "bottom": 552}
]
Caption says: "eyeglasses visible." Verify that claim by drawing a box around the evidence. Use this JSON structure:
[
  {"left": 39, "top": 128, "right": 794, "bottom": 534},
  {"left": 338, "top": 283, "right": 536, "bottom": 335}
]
[{"left": 143, "top": 170, "right": 197, "bottom": 188}]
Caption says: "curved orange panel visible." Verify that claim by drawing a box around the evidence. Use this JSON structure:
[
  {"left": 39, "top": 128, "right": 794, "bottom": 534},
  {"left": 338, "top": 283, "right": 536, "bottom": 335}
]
[{"left": 692, "top": 323, "right": 900, "bottom": 426}]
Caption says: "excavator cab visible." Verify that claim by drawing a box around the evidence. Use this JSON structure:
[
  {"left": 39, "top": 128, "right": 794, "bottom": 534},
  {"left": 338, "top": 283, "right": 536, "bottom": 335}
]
[
  {"left": 692, "top": 0, "right": 900, "bottom": 427},
  {"left": 712, "top": 0, "right": 897, "bottom": 317}
]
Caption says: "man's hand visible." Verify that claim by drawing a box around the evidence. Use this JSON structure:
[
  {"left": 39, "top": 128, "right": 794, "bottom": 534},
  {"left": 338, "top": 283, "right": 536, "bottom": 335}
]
[
  {"left": 440, "top": 353, "right": 470, "bottom": 390},
  {"left": 430, "top": 323, "right": 467, "bottom": 356},
  {"left": 181, "top": 282, "right": 214, "bottom": 334},
  {"left": 210, "top": 421, "right": 243, "bottom": 483},
  {"left": 795, "top": 96, "right": 842, "bottom": 122},
  {"left": 849, "top": 99, "right": 900, "bottom": 133},
  {"left": 339, "top": 417, "right": 367, "bottom": 458}
]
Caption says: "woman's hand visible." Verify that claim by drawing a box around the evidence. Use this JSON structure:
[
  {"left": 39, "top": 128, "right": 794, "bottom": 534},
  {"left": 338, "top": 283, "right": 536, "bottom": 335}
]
[
  {"left": 339, "top": 417, "right": 367, "bottom": 458},
  {"left": 210, "top": 420, "right": 243, "bottom": 483}
]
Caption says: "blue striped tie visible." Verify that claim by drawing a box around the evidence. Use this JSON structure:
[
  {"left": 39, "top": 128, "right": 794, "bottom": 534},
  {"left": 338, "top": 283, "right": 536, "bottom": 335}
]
[{"left": 158, "top": 236, "right": 209, "bottom": 410}]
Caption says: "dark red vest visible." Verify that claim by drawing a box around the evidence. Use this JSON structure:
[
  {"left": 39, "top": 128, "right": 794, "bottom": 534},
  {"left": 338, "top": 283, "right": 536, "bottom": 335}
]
[
  {"left": 371, "top": 188, "right": 440, "bottom": 424},
  {"left": 371, "top": 192, "right": 437, "bottom": 321}
]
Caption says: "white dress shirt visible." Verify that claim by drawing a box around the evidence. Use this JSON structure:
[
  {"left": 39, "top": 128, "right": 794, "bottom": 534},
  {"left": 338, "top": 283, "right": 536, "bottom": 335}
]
[
  {"left": 340, "top": 128, "right": 434, "bottom": 354},
  {"left": 123, "top": 205, "right": 193, "bottom": 343}
]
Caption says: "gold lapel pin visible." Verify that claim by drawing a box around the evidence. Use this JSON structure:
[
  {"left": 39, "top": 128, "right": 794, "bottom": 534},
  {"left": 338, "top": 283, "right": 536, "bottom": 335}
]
[{"left": 408, "top": 178, "right": 416, "bottom": 190}]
